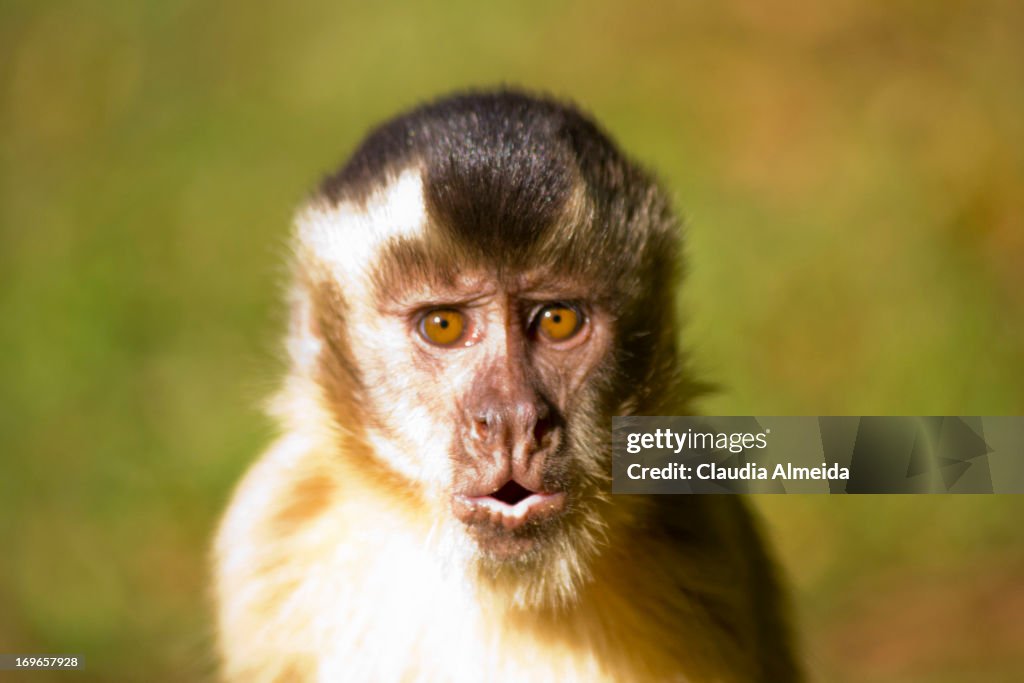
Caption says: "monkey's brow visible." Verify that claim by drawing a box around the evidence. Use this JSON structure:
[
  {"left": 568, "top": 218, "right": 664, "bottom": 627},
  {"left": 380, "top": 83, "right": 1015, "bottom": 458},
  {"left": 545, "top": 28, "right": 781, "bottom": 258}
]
[
  {"left": 370, "top": 259, "right": 495, "bottom": 311},
  {"left": 368, "top": 235, "right": 466, "bottom": 302},
  {"left": 375, "top": 281, "right": 602, "bottom": 317},
  {"left": 369, "top": 235, "right": 607, "bottom": 310},
  {"left": 376, "top": 285, "right": 495, "bottom": 312}
]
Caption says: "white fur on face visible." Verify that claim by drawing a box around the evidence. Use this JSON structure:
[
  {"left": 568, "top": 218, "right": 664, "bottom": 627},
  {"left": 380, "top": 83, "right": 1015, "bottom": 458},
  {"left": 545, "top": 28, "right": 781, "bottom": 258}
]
[
  {"left": 292, "top": 167, "right": 458, "bottom": 492},
  {"left": 295, "top": 166, "right": 429, "bottom": 300}
]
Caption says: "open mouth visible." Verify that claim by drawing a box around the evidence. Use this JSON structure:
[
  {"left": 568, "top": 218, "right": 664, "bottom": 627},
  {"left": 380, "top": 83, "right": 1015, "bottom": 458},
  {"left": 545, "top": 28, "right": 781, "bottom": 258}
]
[{"left": 454, "top": 480, "right": 566, "bottom": 530}]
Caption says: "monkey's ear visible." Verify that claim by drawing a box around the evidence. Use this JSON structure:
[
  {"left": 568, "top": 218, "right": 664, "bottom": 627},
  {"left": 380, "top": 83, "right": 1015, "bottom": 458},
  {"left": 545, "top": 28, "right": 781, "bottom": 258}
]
[{"left": 285, "top": 282, "right": 324, "bottom": 376}]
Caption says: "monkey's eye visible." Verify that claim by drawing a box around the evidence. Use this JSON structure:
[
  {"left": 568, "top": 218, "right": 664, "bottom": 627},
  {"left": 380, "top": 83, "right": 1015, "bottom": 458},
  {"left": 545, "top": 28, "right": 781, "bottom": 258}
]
[
  {"left": 419, "top": 309, "right": 466, "bottom": 346},
  {"left": 535, "top": 304, "right": 582, "bottom": 342}
]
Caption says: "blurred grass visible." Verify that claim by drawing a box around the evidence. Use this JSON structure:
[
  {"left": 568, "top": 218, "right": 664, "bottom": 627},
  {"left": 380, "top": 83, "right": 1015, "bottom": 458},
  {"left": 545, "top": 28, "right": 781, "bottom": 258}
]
[{"left": 1, "top": 1, "right": 1022, "bottom": 681}]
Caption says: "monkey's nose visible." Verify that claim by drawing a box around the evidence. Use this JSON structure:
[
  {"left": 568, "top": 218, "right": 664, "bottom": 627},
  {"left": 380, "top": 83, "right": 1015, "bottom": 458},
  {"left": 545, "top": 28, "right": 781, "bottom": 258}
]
[{"left": 470, "top": 401, "right": 552, "bottom": 448}]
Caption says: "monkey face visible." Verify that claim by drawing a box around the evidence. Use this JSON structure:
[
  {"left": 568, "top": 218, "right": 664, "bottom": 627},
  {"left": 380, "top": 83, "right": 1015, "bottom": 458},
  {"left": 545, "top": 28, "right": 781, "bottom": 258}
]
[
  {"left": 294, "top": 166, "right": 621, "bottom": 572},
  {"left": 289, "top": 93, "right": 683, "bottom": 601}
]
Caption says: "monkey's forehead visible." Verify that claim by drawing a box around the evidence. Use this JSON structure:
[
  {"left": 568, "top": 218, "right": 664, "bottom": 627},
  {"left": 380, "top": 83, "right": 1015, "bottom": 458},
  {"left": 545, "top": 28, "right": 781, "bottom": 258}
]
[{"left": 295, "top": 167, "right": 609, "bottom": 305}]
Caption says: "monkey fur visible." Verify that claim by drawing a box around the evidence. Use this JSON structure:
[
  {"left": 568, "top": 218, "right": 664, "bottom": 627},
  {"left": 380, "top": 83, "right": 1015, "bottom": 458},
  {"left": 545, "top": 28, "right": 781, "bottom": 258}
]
[{"left": 213, "top": 90, "right": 801, "bottom": 682}]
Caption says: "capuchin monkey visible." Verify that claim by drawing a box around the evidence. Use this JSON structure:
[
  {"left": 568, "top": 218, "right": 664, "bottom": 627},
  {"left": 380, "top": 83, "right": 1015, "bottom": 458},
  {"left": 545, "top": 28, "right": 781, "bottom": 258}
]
[{"left": 213, "top": 90, "right": 801, "bottom": 682}]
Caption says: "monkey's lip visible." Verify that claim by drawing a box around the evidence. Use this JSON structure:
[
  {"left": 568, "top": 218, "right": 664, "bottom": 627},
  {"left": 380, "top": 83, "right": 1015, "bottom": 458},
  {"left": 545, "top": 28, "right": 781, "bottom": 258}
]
[{"left": 452, "top": 481, "right": 566, "bottom": 530}]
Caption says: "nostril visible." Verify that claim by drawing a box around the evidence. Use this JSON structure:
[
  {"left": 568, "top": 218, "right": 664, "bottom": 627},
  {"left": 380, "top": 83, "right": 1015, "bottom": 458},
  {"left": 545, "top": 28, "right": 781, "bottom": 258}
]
[
  {"left": 533, "top": 413, "right": 555, "bottom": 447},
  {"left": 470, "top": 412, "right": 489, "bottom": 439}
]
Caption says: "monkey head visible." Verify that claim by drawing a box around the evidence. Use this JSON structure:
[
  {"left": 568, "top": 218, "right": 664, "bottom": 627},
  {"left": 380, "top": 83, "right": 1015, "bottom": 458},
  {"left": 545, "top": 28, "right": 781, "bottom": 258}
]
[{"left": 285, "top": 91, "right": 696, "bottom": 607}]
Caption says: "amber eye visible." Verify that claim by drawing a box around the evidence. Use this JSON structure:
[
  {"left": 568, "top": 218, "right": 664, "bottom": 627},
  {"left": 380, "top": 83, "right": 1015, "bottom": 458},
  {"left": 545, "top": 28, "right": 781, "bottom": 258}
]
[
  {"left": 419, "top": 309, "right": 466, "bottom": 346},
  {"left": 536, "top": 304, "right": 582, "bottom": 342}
]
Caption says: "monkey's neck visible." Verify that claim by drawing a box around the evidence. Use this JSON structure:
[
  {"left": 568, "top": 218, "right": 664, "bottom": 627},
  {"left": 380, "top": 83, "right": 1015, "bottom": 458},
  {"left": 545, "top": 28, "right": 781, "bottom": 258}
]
[
  {"left": 329, "top": 475, "right": 733, "bottom": 681},
  {"left": 219, "top": 429, "right": 746, "bottom": 682}
]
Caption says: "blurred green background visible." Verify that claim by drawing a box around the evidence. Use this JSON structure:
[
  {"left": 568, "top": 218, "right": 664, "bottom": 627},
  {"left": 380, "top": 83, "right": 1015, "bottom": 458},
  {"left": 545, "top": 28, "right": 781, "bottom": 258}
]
[{"left": 2, "top": 1, "right": 1022, "bottom": 681}]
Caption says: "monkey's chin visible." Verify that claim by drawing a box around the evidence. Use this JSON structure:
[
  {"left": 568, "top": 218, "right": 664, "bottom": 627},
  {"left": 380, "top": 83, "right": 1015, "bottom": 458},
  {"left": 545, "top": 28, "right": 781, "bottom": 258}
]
[
  {"left": 460, "top": 514, "right": 595, "bottom": 610},
  {"left": 465, "top": 518, "right": 562, "bottom": 562}
]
